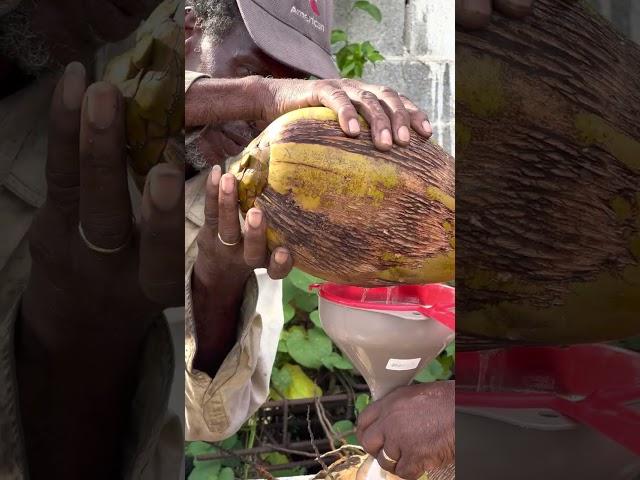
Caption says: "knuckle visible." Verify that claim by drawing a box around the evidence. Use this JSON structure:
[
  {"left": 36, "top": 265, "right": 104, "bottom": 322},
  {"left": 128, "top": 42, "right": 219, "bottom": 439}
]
[
  {"left": 245, "top": 255, "right": 264, "bottom": 268},
  {"left": 328, "top": 88, "right": 347, "bottom": 102},
  {"left": 359, "top": 90, "right": 378, "bottom": 103},
  {"left": 394, "top": 109, "right": 411, "bottom": 124},
  {"left": 203, "top": 212, "right": 218, "bottom": 227},
  {"left": 196, "top": 227, "right": 218, "bottom": 253},
  {"left": 379, "top": 86, "right": 397, "bottom": 96}
]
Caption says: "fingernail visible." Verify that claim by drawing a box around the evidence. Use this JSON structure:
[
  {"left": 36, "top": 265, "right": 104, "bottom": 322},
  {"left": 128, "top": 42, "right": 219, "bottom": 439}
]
[
  {"left": 274, "top": 249, "right": 289, "bottom": 265},
  {"left": 398, "top": 126, "right": 410, "bottom": 143},
  {"left": 150, "top": 169, "right": 183, "bottom": 211},
  {"left": 62, "top": 62, "right": 85, "bottom": 110},
  {"left": 87, "top": 82, "right": 117, "bottom": 129},
  {"left": 221, "top": 174, "right": 235, "bottom": 194},
  {"left": 380, "top": 129, "right": 392, "bottom": 146},
  {"left": 247, "top": 209, "right": 262, "bottom": 228},
  {"left": 348, "top": 118, "right": 360, "bottom": 135},
  {"left": 211, "top": 165, "right": 221, "bottom": 187},
  {"left": 422, "top": 121, "right": 432, "bottom": 136}
]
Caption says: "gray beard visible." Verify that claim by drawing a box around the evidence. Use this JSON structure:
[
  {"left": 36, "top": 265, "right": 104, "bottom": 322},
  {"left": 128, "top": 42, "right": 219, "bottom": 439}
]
[{"left": 0, "top": 1, "right": 55, "bottom": 76}]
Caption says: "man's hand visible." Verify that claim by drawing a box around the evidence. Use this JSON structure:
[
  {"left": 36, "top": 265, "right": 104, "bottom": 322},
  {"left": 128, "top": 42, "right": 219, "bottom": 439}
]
[
  {"left": 191, "top": 167, "right": 293, "bottom": 375},
  {"left": 186, "top": 76, "right": 432, "bottom": 151},
  {"left": 17, "top": 62, "right": 184, "bottom": 478},
  {"left": 456, "top": 0, "right": 534, "bottom": 30},
  {"left": 357, "top": 382, "right": 455, "bottom": 480},
  {"left": 262, "top": 78, "right": 433, "bottom": 151}
]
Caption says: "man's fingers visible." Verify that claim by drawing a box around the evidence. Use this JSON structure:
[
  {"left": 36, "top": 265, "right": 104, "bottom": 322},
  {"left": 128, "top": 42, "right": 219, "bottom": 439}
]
[
  {"left": 357, "top": 400, "right": 383, "bottom": 435},
  {"left": 348, "top": 88, "right": 393, "bottom": 151},
  {"left": 46, "top": 62, "right": 86, "bottom": 210},
  {"left": 376, "top": 444, "right": 401, "bottom": 476},
  {"left": 400, "top": 95, "right": 433, "bottom": 138},
  {"left": 79, "top": 82, "right": 132, "bottom": 251},
  {"left": 217, "top": 173, "right": 242, "bottom": 245},
  {"left": 204, "top": 165, "right": 222, "bottom": 228},
  {"left": 139, "top": 163, "right": 185, "bottom": 306},
  {"left": 358, "top": 422, "right": 385, "bottom": 457},
  {"left": 456, "top": 0, "right": 492, "bottom": 29},
  {"left": 394, "top": 456, "right": 420, "bottom": 480},
  {"left": 266, "top": 247, "right": 293, "bottom": 280},
  {"left": 316, "top": 84, "right": 361, "bottom": 137},
  {"left": 373, "top": 87, "right": 412, "bottom": 146},
  {"left": 243, "top": 208, "right": 267, "bottom": 268},
  {"left": 494, "top": 0, "right": 534, "bottom": 18}
]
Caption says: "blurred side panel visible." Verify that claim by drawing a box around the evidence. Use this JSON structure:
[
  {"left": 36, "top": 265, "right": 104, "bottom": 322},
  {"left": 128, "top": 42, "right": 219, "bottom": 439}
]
[{"left": 456, "top": 0, "right": 640, "bottom": 477}]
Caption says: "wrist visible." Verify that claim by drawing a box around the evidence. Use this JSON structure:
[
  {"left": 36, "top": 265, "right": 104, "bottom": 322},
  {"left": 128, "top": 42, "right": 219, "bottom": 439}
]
[{"left": 246, "top": 75, "right": 273, "bottom": 121}]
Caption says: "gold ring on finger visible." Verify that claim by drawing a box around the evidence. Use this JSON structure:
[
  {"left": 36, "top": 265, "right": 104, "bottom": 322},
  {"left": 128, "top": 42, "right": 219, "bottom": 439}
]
[
  {"left": 381, "top": 448, "right": 398, "bottom": 465},
  {"left": 217, "top": 232, "right": 241, "bottom": 247}
]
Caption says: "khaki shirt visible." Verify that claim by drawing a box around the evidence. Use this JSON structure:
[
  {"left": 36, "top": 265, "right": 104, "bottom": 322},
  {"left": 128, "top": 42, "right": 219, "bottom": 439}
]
[
  {"left": 184, "top": 71, "right": 284, "bottom": 441},
  {"left": 0, "top": 34, "right": 182, "bottom": 480}
]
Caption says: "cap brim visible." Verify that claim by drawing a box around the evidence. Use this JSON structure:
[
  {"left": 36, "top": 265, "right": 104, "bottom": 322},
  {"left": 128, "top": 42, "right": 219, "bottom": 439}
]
[{"left": 236, "top": 0, "right": 340, "bottom": 79}]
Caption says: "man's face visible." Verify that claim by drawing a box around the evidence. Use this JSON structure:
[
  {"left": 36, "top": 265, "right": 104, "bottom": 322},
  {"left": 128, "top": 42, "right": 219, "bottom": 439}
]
[
  {"left": 0, "top": 0, "right": 158, "bottom": 74},
  {"left": 185, "top": 7, "right": 307, "bottom": 170}
]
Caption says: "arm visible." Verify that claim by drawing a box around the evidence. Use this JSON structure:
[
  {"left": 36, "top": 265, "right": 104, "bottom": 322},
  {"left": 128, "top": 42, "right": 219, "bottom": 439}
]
[{"left": 190, "top": 166, "right": 292, "bottom": 377}]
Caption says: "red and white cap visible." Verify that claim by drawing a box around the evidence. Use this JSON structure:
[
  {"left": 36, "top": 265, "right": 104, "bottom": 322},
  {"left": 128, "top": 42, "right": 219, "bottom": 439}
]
[{"left": 236, "top": 0, "right": 340, "bottom": 79}]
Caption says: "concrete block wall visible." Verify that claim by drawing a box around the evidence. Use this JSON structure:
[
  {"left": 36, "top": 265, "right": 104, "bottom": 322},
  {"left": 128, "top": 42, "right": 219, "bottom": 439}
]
[
  {"left": 588, "top": 0, "right": 640, "bottom": 42},
  {"left": 333, "top": 0, "right": 455, "bottom": 155}
]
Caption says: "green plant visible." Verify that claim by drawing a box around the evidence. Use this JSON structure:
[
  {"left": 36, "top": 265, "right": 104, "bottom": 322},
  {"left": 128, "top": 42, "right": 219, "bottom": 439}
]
[
  {"left": 185, "top": 435, "right": 242, "bottom": 480},
  {"left": 331, "top": 0, "right": 385, "bottom": 78}
]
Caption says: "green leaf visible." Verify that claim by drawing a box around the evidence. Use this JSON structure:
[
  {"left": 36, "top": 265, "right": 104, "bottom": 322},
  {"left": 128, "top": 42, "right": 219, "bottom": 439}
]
[
  {"left": 292, "top": 290, "right": 319, "bottom": 313},
  {"left": 340, "top": 62, "right": 356, "bottom": 76},
  {"left": 271, "top": 365, "right": 293, "bottom": 394},
  {"left": 277, "top": 336, "right": 289, "bottom": 353},
  {"left": 309, "top": 309, "right": 322, "bottom": 328},
  {"left": 355, "top": 393, "right": 371, "bottom": 415},
  {"left": 185, "top": 441, "right": 216, "bottom": 457},
  {"left": 288, "top": 268, "right": 323, "bottom": 292},
  {"left": 367, "top": 51, "right": 384, "bottom": 63},
  {"left": 218, "top": 467, "right": 235, "bottom": 480},
  {"left": 284, "top": 303, "right": 296, "bottom": 323},
  {"left": 322, "top": 352, "right": 354, "bottom": 371},
  {"left": 361, "top": 41, "right": 375, "bottom": 55},
  {"left": 445, "top": 342, "right": 455, "bottom": 356},
  {"left": 262, "top": 452, "right": 289, "bottom": 465},
  {"left": 353, "top": 1, "right": 382, "bottom": 22},
  {"left": 332, "top": 419, "right": 359, "bottom": 445},
  {"left": 282, "top": 276, "right": 297, "bottom": 305},
  {"left": 415, "top": 359, "right": 452, "bottom": 383},
  {"left": 219, "top": 434, "right": 240, "bottom": 451},
  {"left": 188, "top": 460, "right": 221, "bottom": 480},
  {"left": 272, "top": 363, "right": 322, "bottom": 399},
  {"left": 286, "top": 326, "right": 332, "bottom": 369},
  {"left": 331, "top": 29, "right": 347, "bottom": 44}
]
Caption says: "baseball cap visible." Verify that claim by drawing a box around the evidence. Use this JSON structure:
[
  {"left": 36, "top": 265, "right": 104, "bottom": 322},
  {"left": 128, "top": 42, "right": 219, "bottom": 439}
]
[{"left": 235, "top": 0, "right": 340, "bottom": 79}]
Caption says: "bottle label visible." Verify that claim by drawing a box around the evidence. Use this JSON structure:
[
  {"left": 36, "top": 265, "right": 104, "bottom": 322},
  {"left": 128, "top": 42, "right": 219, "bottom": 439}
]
[{"left": 386, "top": 358, "right": 422, "bottom": 371}]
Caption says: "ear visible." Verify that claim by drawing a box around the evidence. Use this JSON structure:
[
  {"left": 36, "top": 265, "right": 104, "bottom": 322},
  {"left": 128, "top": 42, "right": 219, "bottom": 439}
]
[{"left": 185, "top": 6, "right": 198, "bottom": 41}]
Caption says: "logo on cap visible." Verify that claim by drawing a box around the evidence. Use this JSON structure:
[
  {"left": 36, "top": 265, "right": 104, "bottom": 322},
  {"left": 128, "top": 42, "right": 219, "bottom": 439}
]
[{"left": 309, "top": 0, "right": 320, "bottom": 16}]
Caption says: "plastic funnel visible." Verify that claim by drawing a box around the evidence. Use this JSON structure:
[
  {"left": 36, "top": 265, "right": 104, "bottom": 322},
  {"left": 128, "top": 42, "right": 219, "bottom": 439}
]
[{"left": 314, "top": 283, "right": 455, "bottom": 400}]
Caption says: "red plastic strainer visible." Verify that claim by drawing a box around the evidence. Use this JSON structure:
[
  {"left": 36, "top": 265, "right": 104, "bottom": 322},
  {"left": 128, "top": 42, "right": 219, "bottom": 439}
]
[{"left": 312, "top": 283, "right": 455, "bottom": 331}]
